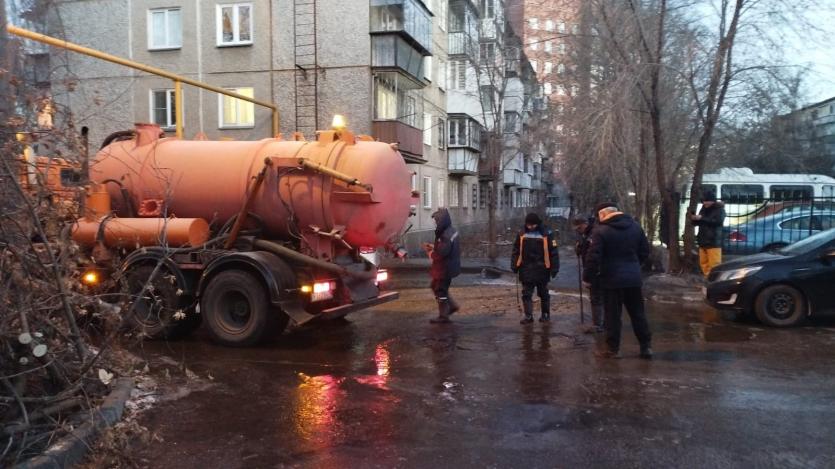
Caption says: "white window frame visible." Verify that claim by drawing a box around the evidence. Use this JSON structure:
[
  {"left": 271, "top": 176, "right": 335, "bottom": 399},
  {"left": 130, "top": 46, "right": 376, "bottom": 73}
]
[
  {"left": 545, "top": 19, "right": 554, "bottom": 31},
  {"left": 544, "top": 40, "right": 552, "bottom": 53},
  {"left": 438, "top": 179, "right": 446, "bottom": 208},
  {"left": 449, "top": 179, "right": 459, "bottom": 207},
  {"left": 148, "top": 7, "right": 182, "bottom": 50},
  {"left": 422, "top": 176, "right": 432, "bottom": 209},
  {"left": 411, "top": 172, "right": 418, "bottom": 192},
  {"left": 544, "top": 82, "right": 552, "bottom": 95},
  {"left": 216, "top": 3, "right": 253, "bottom": 47},
  {"left": 423, "top": 112, "right": 432, "bottom": 146},
  {"left": 149, "top": 89, "right": 177, "bottom": 129},
  {"left": 529, "top": 18, "right": 539, "bottom": 30},
  {"left": 218, "top": 87, "right": 255, "bottom": 129},
  {"left": 544, "top": 62, "right": 552, "bottom": 74}
]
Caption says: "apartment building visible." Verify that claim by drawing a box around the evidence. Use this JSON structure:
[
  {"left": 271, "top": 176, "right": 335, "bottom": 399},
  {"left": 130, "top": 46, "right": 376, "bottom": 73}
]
[
  {"left": 782, "top": 96, "right": 835, "bottom": 173},
  {"left": 16, "top": 0, "right": 545, "bottom": 252}
]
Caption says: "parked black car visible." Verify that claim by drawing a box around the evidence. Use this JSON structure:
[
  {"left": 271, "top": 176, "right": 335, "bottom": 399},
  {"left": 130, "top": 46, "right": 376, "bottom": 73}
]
[{"left": 706, "top": 228, "right": 835, "bottom": 326}]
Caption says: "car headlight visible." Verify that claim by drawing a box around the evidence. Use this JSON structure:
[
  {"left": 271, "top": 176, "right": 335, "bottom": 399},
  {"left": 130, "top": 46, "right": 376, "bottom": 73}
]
[{"left": 715, "top": 266, "right": 763, "bottom": 282}]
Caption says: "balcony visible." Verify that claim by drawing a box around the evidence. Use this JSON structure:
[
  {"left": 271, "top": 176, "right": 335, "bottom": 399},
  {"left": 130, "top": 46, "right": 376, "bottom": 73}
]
[
  {"left": 372, "top": 36, "right": 427, "bottom": 85},
  {"left": 370, "top": 0, "right": 433, "bottom": 55},
  {"left": 448, "top": 148, "right": 479, "bottom": 175},
  {"left": 448, "top": 32, "right": 476, "bottom": 57},
  {"left": 373, "top": 120, "right": 425, "bottom": 164},
  {"left": 503, "top": 169, "right": 522, "bottom": 186},
  {"left": 520, "top": 173, "right": 532, "bottom": 189}
]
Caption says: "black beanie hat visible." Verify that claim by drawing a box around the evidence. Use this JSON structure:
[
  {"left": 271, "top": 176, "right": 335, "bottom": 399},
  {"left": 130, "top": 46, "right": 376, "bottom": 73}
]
[
  {"left": 525, "top": 213, "right": 542, "bottom": 225},
  {"left": 701, "top": 191, "right": 717, "bottom": 202}
]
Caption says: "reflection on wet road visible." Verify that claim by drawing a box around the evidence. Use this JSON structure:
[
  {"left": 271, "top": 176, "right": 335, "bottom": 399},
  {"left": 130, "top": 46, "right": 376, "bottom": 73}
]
[{"left": 131, "top": 286, "right": 835, "bottom": 468}]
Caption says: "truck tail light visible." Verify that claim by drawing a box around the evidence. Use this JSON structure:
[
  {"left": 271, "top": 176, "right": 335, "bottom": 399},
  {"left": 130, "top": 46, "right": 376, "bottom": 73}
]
[
  {"left": 301, "top": 281, "right": 336, "bottom": 302},
  {"left": 729, "top": 231, "right": 747, "bottom": 242},
  {"left": 376, "top": 270, "right": 388, "bottom": 284}
]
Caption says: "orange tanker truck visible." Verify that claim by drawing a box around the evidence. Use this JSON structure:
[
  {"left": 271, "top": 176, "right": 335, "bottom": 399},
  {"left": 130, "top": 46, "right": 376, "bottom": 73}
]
[{"left": 72, "top": 122, "right": 416, "bottom": 346}]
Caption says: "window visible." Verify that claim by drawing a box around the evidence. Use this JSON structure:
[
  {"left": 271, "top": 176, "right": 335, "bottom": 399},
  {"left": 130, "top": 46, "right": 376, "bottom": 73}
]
[
  {"left": 472, "top": 184, "right": 478, "bottom": 208},
  {"left": 481, "top": 0, "right": 495, "bottom": 18},
  {"left": 437, "top": 58, "right": 446, "bottom": 90},
  {"left": 449, "top": 60, "right": 467, "bottom": 89},
  {"left": 556, "top": 84, "right": 565, "bottom": 95},
  {"left": 770, "top": 185, "right": 813, "bottom": 201},
  {"left": 375, "top": 78, "right": 397, "bottom": 120},
  {"left": 530, "top": 39, "right": 538, "bottom": 51},
  {"left": 449, "top": 180, "right": 459, "bottom": 207},
  {"left": 449, "top": 118, "right": 466, "bottom": 146},
  {"left": 544, "top": 62, "right": 552, "bottom": 74},
  {"left": 422, "top": 176, "right": 432, "bottom": 208},
  {"left": 780, "top": 216, "right": 812, "bottom": 231},
  {"left": 437, "top": 117, "right": 446, "bottom": 149},
  {"left": 544, "top": 82, "right": 552, "bottom": 95},
  {"left": 530, "top": 60, "right": 538, "bottom": 72},
  {"left": 463, "top": 183, "right": 469, "bottom": 208},
  {"left": 480, "top": 85, "right": 495, "bottom": 112},
  {"left": 721, "top": 184, "right": 764, "bottom": 204},
  {"left": 438, "top": 0, "right": 447, "bottom": 31},
  {"left": 148, "top": 8, "right": 182, "bottom": 50},
  {"left": 217, "top": 3, "right": 253, "bottom": 46},
  {"left": 504, "top": 112, "right": 519, "bottom": 133},
  {"left": 557, "top": 63, "right": 565, "bottom": 74},
  {"left": 545, "top": 20, "right": 554, "bottom": 31},
  {"left": 219, "top": 87, "right": 255, "bottom": 128},
  {"left": 479, "top": 182, "right": 488, "bottom": 208},
  {"left": 480, "top": 42, "right": 496, "bottom": 62},
  {"left": 572, "top": 23, "right": 579, "bottom": 34},
  {"left": 424, "top": 56, "right": 433, "bottom": 82},
  {"left": 559, "top": 43, "right": 566, "bottom": 54},
  {"left": 423, "top": 113, "right": 432, "bottom": 145},
  {"left": 558, "top": 21, "right": 566, "bottom": 33},
  {"left": 150, "top": 89, "right": 177, "bottom": 129},
  {"left": 544, "top": 40, "right": 552, "bottom": 53},
  {"left": 411, "top": 172, "right": 417, "bottom": 191},
  {"left": 438, "top": 179, "right": 446, "bottom": 207},
  {"left": 529, "top": 18, "right": 539, "bottom": 30}
]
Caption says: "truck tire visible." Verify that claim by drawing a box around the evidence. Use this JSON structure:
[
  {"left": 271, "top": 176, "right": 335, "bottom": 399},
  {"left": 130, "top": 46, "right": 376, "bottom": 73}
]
[
  {"left": 123, "top": 264, "right": 200, "bottom": 339},
  {"left": 202, "top": 270, "right": 284, "bottom": 346},
  {"left": 754, "top": 284, "right": 807, "bottom": 327}
]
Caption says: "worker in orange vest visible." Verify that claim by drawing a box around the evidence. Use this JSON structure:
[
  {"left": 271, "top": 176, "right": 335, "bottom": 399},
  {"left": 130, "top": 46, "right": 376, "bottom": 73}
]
[{"left": 511, "top": 213, "right": 560, "bottom": 324}]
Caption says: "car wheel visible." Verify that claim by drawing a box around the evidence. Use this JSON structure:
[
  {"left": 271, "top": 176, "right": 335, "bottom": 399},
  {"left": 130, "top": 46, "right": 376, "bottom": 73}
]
[
  {"left": 762, "top": 243, "right": 788, "bottom": 253},
  {"left": 202, "top": 270, "right": 287, "bottom": 346},
  {"left": 754, "top": 284, "right": 807, "bottom": 327}
]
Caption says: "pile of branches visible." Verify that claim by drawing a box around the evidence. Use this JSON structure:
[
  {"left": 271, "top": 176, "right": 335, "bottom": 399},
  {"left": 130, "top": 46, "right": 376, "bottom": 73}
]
[{"left": 0, "top": 134, "right": 124, "bottom": 466}]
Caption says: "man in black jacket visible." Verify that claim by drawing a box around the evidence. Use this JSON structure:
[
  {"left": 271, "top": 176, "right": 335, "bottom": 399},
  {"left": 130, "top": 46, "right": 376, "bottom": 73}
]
[
  {"left": 424, "top": 208, "right": 462, "bottom": 324},
  {"left": 584, "top": 204, "right": 652, "bottom": 359},
  {"left": 689, "top": 191, "right": 726, "bottom": 278},
  {"left": 511, "top": 213, "right": 560, "bottom": 324}
]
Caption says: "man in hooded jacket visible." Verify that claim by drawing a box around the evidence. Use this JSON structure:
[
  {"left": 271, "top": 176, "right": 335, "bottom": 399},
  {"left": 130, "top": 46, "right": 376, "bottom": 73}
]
[
  {"left": 584, "top": 204, "right": 652, "bottom": 359},
  {"left": 424, "top": 208, "right": 462, "bottom": 324},
  {"left": 689, "top": 191, "right": 726, "bottom": 278},
  {"left": 511, "top": 213, "right": 560, "bottom": 324}
]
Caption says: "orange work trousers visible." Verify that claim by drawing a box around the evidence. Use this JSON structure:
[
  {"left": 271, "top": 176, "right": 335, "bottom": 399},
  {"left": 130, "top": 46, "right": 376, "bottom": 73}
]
[{"left": 699, "top": 247, "right": 722, "bottom": 278}]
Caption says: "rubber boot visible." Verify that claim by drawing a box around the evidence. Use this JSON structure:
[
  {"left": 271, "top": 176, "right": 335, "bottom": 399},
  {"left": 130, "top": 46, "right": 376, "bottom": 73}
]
[
  {"left": 448, "top": 296, "right": 460, "bottom": 315},
  {"left": 539, "top": 297, "right": 550, "bottom": 323},
  {"left": 520, "top": 299, "right": 534, "bottom": 324},
  {"left": 430, "top": 300, "right": 452, "bottom": 324}
]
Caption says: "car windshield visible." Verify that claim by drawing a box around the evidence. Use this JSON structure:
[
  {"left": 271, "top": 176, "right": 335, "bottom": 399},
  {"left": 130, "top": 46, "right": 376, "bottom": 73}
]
[{"left": 778, "top": 228, "right": 835, "bottom": 255}]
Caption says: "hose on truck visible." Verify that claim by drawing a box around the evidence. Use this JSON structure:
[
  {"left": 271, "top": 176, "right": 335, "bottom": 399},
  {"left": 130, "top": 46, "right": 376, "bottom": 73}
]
[{"left": 252, "top": 239, "right": 376, "bottom": 281}]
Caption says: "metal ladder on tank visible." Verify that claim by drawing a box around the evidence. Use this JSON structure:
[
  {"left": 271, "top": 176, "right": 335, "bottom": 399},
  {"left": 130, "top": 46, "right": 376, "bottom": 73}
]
[{"left": 293, "top": 0, "right": 318, "bottom": 139}]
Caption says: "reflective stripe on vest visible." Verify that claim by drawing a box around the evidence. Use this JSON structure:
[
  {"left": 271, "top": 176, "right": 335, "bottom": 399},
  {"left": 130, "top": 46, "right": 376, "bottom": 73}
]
[{"left": 516, "top": 234, "right": 551, "bottom": 269}]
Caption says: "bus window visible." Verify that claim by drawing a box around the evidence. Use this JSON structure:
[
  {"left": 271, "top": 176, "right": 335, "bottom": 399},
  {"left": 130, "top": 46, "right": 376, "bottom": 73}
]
[
  {"left": 681, "top": 184, "right": 716, "bottom": 200},
  {"left": 770, "top": 185, "right": 813, "bottom": 201},
  {"left": 721, "top": 184, "right": 764, "bottom": 204},
  {"left": 824, "top": 186, "right": 834, "bottom": 197}
]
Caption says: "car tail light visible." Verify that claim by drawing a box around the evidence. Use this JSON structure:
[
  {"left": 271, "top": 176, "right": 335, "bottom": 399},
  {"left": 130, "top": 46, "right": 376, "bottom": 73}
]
[
  {"left": 729, "top": 231, "right": 747, "bottom": 242},
  {"left": 376, "top": 270, "right": 388, "bottom": 284}
]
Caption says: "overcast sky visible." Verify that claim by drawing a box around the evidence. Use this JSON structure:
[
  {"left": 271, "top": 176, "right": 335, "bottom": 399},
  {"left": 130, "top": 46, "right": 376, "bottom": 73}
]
[{"left": 790, "top": 4, "right": 835, "bottom": 104}]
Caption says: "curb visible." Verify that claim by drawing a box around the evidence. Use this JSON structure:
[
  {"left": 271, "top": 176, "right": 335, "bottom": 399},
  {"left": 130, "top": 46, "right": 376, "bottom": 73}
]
[{"left": 15, "top": 377, "right": 134, "bottom": 469}]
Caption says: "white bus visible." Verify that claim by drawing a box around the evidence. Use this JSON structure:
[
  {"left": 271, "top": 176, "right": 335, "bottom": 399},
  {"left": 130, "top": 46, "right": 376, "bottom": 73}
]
[{"left": 680, "top": 167, "right": 835, "bottom": 231}]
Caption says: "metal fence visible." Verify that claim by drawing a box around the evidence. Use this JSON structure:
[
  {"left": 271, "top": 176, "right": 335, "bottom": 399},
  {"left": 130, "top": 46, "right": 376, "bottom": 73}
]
[{"left": 717, "top": 197, "right": 835, "bottom": 255}]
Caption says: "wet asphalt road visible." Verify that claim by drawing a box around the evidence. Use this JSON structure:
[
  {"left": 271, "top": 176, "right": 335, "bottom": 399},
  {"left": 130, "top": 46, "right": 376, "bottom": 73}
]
[{"left": 129, "top": 280, "right": 835, "bottom": 469}]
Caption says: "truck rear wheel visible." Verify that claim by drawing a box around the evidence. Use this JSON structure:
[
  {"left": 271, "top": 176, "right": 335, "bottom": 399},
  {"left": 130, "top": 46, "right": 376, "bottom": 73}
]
[
  {"left": 123, "top": 264, "right": 200, "bottom": 339},
  {"left": 202, "top": 270, "right": 286, "bottom": 346}
]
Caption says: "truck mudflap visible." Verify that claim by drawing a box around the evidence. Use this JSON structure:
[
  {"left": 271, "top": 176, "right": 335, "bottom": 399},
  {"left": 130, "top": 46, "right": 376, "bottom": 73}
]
[
  {"left": 278, "top": 299, "right": 317, "bottom": 326},
  {"left": 319, "top": 291, "right": 400, "bottom": 320}
]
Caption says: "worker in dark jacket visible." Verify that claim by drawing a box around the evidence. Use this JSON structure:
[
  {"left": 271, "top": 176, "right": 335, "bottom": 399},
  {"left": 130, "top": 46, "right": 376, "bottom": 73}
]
[
  {"left": 584, "top": 204, "right": 652, "bottom": 359},
  {"left": 689, "top": 191, "right": 726, "bottom": 278},
  {"left": 424, "top": 208, "right": 462, "bottom": 324},
  {"left": 511, "top": 213, "right": 560, "bottom": 324},
  {"left": 573, "top": 213, "right": 606, "bottom": 333}
]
